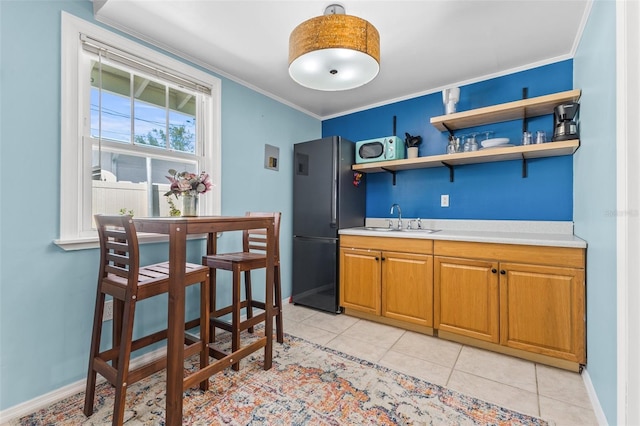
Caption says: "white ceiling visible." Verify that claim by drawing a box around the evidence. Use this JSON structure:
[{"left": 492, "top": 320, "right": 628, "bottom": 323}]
[{"left": 93, "top": 0, "right": 591, "bottom": 119}]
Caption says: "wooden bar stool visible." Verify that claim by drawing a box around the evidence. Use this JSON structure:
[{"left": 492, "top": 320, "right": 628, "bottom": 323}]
[
  {"left": 84, "top": 215, "right": 210, "bottom": 426},
  {"left": 202, "top": 212, "right": 283, "bottom": 370}
]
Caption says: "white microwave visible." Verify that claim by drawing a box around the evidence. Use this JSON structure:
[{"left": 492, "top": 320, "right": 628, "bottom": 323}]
[{"left": 355, "top": 136, "right": 405, "bottom": 164}]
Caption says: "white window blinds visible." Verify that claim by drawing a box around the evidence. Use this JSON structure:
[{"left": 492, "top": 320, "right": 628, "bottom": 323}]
[{"left": 80, "top": 33, "right": 212, "bottom": 95}]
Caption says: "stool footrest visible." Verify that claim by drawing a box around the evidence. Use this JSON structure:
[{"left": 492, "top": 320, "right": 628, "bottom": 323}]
[
  {"left": 241, "top": 313, "right": 267, "bottom": 330},
  {"left": 99, "top": 328, "right": 169, "bottom": 363},
  {"left": 93, "top": 357, "right": 117, "bottom": 385},
  {"left": 250, "top": 301, "right": 280, "bottom": 312},
  {"left": 94, "top": 338, "right": 206, "bottom": 387},
  {"left": 213, "top": 300, "right": 251, "bottom": 317},
  {"left": 184, "top": 338, "right": 267, "bottom": 389},
  {"left": 211, "top": 312, "right": 268, "bottom": 333},
  {"left": 211, "top": 318, "right": 233, "bottom": 333}
]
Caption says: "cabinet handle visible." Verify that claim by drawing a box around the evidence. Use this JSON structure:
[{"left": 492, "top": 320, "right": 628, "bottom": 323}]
[
  {"left": 381, "top": 257, "right": 386, "bottom": 261},
  {"left": 491, "top": 268, "right": 497, "bottom": 273},
  {"left": 375, "top": 257, "right": 379, "bottom": 261},
  {"left": 500, "top": 270, "right": 506, "bottom": 275}
]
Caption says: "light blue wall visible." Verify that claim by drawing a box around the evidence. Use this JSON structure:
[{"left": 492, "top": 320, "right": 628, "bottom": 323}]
[
  {"left": 0, "top": 0, "right": 319, "bottom": 410},
  {"left": 573, "top": 0, "right": 618, "bottom": 424}
]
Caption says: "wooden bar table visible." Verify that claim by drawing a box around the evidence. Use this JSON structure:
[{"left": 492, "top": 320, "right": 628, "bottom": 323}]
[{"left": 133, "top": 216, "right": 275, "bottom": 426}]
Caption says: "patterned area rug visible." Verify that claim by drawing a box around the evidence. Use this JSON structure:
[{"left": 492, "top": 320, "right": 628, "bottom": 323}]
[{"left": 13, "top": 332, "right": 548, "bottom": 425}]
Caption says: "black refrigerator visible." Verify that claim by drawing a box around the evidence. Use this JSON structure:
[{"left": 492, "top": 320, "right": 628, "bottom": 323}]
[{"left": 292, "top": 136, "right": 366, "bottom": 313}]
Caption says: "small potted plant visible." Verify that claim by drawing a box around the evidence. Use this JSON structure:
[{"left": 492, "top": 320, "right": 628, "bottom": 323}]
[{"left": 405, "top": 132, "right": 422, "bottom": 159}]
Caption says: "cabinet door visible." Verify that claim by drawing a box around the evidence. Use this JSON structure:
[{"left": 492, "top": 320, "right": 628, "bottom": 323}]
[
  {"left": 382, "top": 251, "right": 433, "bottom": 327},
  {"left": 339, "top": 248, "right": 381, "bottom": 314},
  {"left": 499, "top": 263, "right": 585, "bottom": 363},
  {"left": 434, "top": 256, "right": 499, "bottom": 343}
]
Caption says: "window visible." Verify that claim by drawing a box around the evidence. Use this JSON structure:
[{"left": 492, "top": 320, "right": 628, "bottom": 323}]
[{"left": 58, "top": 13, "right": 221, "bottom": 250}]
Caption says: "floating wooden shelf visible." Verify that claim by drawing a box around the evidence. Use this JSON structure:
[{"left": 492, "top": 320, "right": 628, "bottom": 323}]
[
  {"left": 352, "top": 89, "right": 581, "bottom": 183},
  {"left": 352, "top": 140, "right": 580, "bottom": 174},
  {"left": 430, "top": 89, "right": 582, "bottom": 132}
]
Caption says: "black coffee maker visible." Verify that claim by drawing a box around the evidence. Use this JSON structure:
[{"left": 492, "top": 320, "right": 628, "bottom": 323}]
[{"left": 552, "top": 102, "right": 580, "bottom": 141}]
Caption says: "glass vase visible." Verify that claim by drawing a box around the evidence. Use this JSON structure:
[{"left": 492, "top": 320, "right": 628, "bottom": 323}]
[{"left": 182, "top": 194, "right": 198, "bottom": 217}]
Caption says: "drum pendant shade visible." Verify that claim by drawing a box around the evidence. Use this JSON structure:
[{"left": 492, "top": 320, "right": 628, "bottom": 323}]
[{"left": 288, "top": 5, "right": 380, "bottom": 91}]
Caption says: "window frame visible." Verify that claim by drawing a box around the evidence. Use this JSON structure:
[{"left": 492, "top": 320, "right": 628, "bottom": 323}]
[{"left": 57, "top": 12, "right": 221, "bottom": 250}]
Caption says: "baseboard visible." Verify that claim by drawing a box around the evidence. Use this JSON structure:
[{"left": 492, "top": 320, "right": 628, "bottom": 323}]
[
  {"left": 0, "top": 347, "right": 167, "bottom": 424},
  {"left": 581, "top": 367, "right": 609, "bottom": 425}
]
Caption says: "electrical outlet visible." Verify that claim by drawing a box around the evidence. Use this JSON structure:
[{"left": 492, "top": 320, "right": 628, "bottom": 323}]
[
  {"left": 441, "top": 194, "right": 450, "bottom": 207},
  {"left": 103, "top": 299, "right": 113, "bottom": 322}
]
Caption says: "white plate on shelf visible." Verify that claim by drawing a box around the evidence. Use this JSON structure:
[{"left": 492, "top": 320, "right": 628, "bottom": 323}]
[
  {"left": 481, "top": 137, "right": 510, "bottom": 148},
  {"left": 480, "top": 143, "right": 515, "bottom": 150}
]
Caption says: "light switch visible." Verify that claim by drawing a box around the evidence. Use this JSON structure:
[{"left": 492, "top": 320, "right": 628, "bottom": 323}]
[{"left": 441, "top": 194, "right": 449, "bottom": 207}]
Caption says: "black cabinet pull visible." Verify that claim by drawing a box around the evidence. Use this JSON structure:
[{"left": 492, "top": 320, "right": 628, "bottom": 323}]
[
  {"left": 381, "top": 257, "right": 386, "bottom": 261},
  {"left": 500, "top": 270, "right": 506, "bottom": 275},
  {"left": 375, "top": 257, "right": 379, "bottom": 261},
  {"left": 491, "top": 268, "right": 497, "bottom": 273}
]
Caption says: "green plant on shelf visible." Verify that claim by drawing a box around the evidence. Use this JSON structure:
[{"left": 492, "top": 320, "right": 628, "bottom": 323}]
[{"left": 119, "top": 208, "right": 134, "bottom": 216}]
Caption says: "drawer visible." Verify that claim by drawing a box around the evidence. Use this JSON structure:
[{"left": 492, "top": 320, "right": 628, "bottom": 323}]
[
  {"left": 434, "top": 240, "right": 584, "bottom": 268},
  {"left": 340, "top": 235, "right": 433, "bottom": 254}
]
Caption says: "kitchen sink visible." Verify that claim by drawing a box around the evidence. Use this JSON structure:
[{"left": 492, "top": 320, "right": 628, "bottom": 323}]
[{"left": 362, "top": 227, "right": 440, "bottom": 233}]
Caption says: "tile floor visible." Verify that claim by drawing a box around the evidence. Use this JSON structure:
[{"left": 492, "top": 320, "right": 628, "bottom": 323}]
[{"left": 281, "top": 302, "right": 599, "bottom": 426}]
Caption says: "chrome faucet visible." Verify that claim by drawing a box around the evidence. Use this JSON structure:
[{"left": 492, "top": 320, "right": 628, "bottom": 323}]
[{"left": 390, "top": 203, "right": 402, "bottom": 230}]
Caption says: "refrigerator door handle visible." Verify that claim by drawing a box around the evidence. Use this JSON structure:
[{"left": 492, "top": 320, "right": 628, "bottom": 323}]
[{"left": 330, "top": 138, "right": 338, "bottom": 227}]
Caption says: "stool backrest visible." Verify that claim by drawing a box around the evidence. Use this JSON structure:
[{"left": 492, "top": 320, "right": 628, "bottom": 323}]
[
  {"left": 243, "top": 212, "right": 281, "bottom": 262},
  {"left": 95, "top": 214, "right": 140, "bottom": 290}
]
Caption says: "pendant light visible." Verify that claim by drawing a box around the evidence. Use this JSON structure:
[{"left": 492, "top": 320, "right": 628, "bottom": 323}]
[{"left": 288, "top": 4, "right": 380, "bottom": 91}]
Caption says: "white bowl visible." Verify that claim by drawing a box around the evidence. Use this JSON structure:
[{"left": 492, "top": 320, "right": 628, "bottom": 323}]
[{"left": 481, "top": 137, "right": 510, "bottom": 148}]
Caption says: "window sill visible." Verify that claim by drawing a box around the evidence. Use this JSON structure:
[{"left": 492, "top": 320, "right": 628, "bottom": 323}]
[{"left": 54, "top": 233, "right": 207, "bottom": 251}]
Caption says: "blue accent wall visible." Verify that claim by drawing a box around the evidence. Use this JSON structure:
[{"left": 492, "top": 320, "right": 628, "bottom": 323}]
[{"left": 323, "top": 61, "right": 574, "bottom": 221}]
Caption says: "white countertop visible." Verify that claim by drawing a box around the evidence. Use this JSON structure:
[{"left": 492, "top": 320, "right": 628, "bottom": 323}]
[{"left": 338, "top": 218, "right": 587, "bottom": 249}]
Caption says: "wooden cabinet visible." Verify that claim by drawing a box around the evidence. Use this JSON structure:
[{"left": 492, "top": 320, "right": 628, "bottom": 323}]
[
  {"left": 340, "top": 235, "right": 433, "bottom": 328},
  {"left": 340, "top": 248, "right": 381, "bottom": 314},
  {"left": 382, "top": 251, "right": 433, "bottom": 327},
  {"left": 434, "top": 240, "right": 586, "bottom": 367},
  {"left": 499, "top": 262, "right": 585, "bottom": 363},
  {"left": 338, "top": 234, "right": 586, "bottom": 370},
  {"left": 434, "top": 256, "right": 499, "bottom": 343}
]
